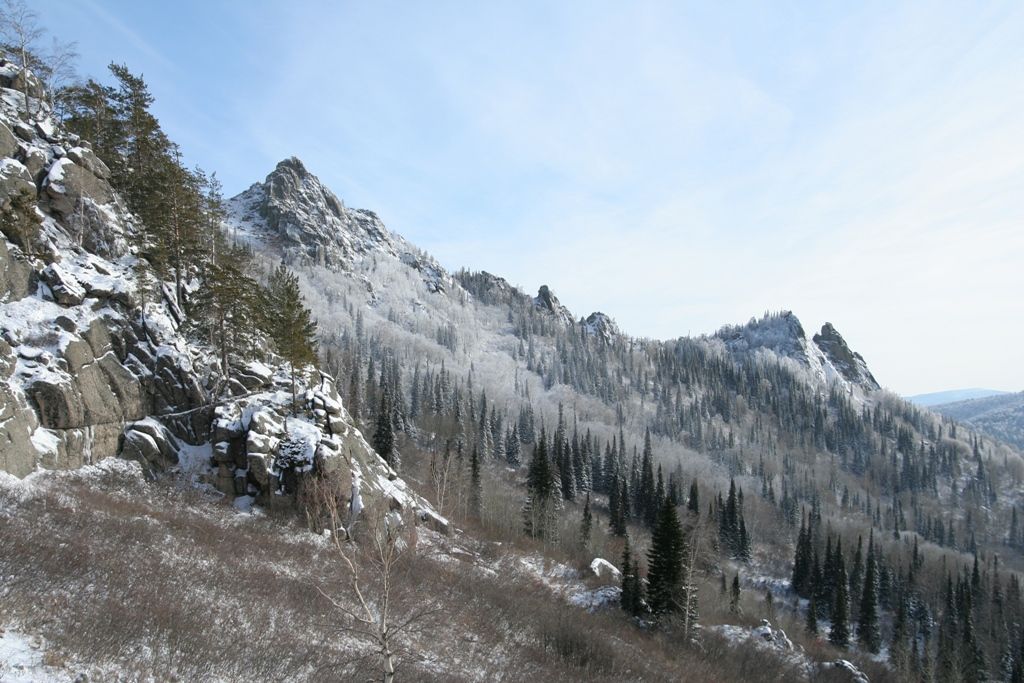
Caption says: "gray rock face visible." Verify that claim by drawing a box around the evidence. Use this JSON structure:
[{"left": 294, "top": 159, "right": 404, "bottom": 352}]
[
  {"left": 583, "top": 311, "right": 620, "bottom": 345},
  {"left": 0, "top": 340, "right": 39, "bottom": 477},
  {"left": 0, "top": 238, "right": 33, "bottom": 301},
  {"left": 812, "top": 323, "right": 880, "bottom": 392},
  {"left": 226, "top": 157, "right": 450, "bottom": 292},
  {"left": 0, "top": 121, "right": 18, "bottom": 158},
  {"left": 42, "top": 158, "right": 114, "bottom": 218},
  {"left": 533, "top": 285, "right": 575, "bottom": 326},
  {"left": 65, "top": 147, "right": 110, "bottom": 180},
  {"left": 40, "top": 264, "right": 86, "bottom": 306},
  {"left": 122, "top": 418, "right": 180, "bottom": 469}
]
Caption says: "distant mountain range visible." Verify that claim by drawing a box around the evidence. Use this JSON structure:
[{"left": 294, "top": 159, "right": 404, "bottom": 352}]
[
  {"left": 907, "top": 388, "right": 1010, "bottom": 407},
  {"left": 925, "top": 391, "right": 1024, "bottom": 451}
]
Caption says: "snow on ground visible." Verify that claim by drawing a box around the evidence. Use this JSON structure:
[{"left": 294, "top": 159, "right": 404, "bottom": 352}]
[
  {"left": 0, "top": 629, "right": 71, "bottom": 682},
  {"left": 711, "top": 620, "right": 809, "bottom": 674}
]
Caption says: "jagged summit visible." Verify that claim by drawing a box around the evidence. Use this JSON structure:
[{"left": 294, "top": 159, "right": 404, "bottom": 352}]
[
  {"left": 583, "top": 312, "right": 621, "bottom": 345},
  {"left": 533, "top": 285, "right": 575, "bottom": 326},
  {"left": 226, "top": 157, "right": 449, "bottom": 292},
  {"left": 715, "top": 311, "right": 879, "bottom": 394},
  {"left": 813, "top": 322, "right": 879, "bottom": 392}
]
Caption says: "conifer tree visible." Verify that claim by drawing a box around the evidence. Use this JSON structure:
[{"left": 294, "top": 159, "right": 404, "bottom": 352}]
[
  {"left": 646, "top": 497, "right": 684, "bottom": 615},
  {"left": 687, "top": 479, "right": 700, "bottom": 516},
  {"left": 805, "top": 593, "right": 819, "bottom": 635},
  {"left": 580, "top": 493, "right": 593, "bottom": 549},
  {"left": 523, "top": 431, "right": 559, "bottom": 540},
  {"left": 506, "top": 423, "right": 522, "bottom": 467},
  {"left": 469, "top": 445, "right": 482, "bottom": 519},
  {"left": 730, "top": 574, "right": 741, "bottom": 614},
  {"left": 266, "top": 264, "right": 317, "bottom": 409},
  {"left": 620, "top": 535, "right": 643, "bottom": 616},
  {"left": 373, "top": 386, "right": 398, "bottom": 471},
  {"left": 857, "top": 541, "right": 881, "bottom": 653},
  {"left": 829, "top": 549, "right": 851, "bottom": 648}
]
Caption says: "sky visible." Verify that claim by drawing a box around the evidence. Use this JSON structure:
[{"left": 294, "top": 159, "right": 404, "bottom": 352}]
[{"left": 37, "top": 0, "right": 1024, "bottom": 396}]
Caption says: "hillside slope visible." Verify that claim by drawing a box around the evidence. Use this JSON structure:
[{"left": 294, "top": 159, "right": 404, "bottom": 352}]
[{"left": 931, "top": 391, "right": 1024, "bottom": 450}]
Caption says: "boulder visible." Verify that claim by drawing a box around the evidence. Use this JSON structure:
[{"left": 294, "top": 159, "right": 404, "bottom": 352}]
[
  {"left": 12, "top": 121, "right": 34, "bottom": 142},
  {"left": 97, "top": 351, "right": 145, "bottom": 420},
  {"left": 0, "top": 120, "right": 18, "bottom": 158},
  {"left": 82, "top": 317, "right": 113, "bottom": 358},
  {"left": 42, "top": 158, "right": 113, "bottom": 218},
  {"left": 40, "top": 263, "right": 86, "bottom": 306},
  {"left": 65, "top": 147, "right": 110, "bottom": 180},
  {"left": 124, "top": 418, "right": 179, "bottom": 466},
  {"left": 246, "top": 430, "right": 277, "bottom": 455},
  {"left": 122, "top": 428, "right": 161, "bottom": 468},
  {"left": 18, "top": 146, "right": 47, "bottom": 185},
  {"left": 63, "top": 338, "right": 94, "bottom": 373},
  {"left": 26, "top": 375, "right": 85, "bottom": 429},
  {"left": 0, "top": 158, "right": 34, "bottom": 208}
]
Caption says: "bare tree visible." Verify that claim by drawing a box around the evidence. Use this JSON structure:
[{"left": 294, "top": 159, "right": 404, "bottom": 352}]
[
  {"left": 429, "top": 440, "right": 455, "bottom": 517},
  {"left": 309, "top": 479, "right": 442, "bottom": 682},
  {"left": 42, "top": 36, "right": 79, "bottom": 117},
  {"left": 0, "top": 0, "right": 43, "bottom": 115}
]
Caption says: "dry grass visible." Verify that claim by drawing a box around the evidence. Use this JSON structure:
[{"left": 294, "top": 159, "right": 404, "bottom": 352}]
[{"left": 0, "top": 463, "right": 896, "bottom": 681}]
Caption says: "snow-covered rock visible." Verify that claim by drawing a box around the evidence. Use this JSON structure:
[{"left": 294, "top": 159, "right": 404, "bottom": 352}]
[
  {"left": 533, "top": 285, "right": 575, "bottom": 326},
  {"left": 714, "top": 311, "right": 880, "bottom": 396},
  {"left": 225, "top": 157, "right": 452, "bottom": 294},
  {"left": 589, "top": 557, "right": 621, "bottom": 579}
]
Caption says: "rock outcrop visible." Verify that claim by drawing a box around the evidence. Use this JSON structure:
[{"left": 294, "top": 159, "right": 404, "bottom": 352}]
[
  {"left": 533, "top": 285, "right": 575, "bottom": 326},
  {"left": 812, "top": 322, "right": 880, "bottom": 392},
  {"left": 582, "top": 311, "right": 621, "bottom": 345},
  {"left": 715, "top": 311, "right": 881, "bottom": 396},
  {"left": 226, "top": 157, "right": 450, "bottom": 293}
]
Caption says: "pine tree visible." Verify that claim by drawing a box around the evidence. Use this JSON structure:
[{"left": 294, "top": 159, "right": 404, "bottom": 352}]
[
  {"left": 580, "top": 493, "right": 593, "bottom": 549},
  {"left": 620, "top": 535, "right": 643, "bottom": 616},
  {"left": 857, "top": 542, "right": 881, "bottom": 654},
  {"left": 730, "top": 574, "right": 742, "bottom": 614},
  {"left": 506, "top": 423, "right": 522, "bottom": 467},
  {"left": 265, "top": 264, "right": 317, "bottom": 410},
  {"left": 646, "top": 497, "right": 684, "bottom": 615},
  {"left": 829, "top": 549, "right": 851, "bottom": 648},
  {"left": 373, "top": 386, "right": 398, "bottom": 471},
  {"left": 523, "top": 431, "right": 559, "bottom": 540},
  {"left": 469, "top": 445, "right": 482, "bottom": 519},
  {"left": 805, "top": 593, "right": 819, "bottom": 635},
  {"left": 687, "top": 479, "right": 699, "bottom": 516}
]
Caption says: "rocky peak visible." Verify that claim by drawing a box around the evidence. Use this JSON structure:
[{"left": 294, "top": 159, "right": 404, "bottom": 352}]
[
  {"left": 533, "top": 285, "right": 574, "bottom": 326},
  {"left": 582, "top": 312, "right": 620, "bottom": 345},
  {"left": 716, "top": 311, "right": 880, "bottom": 395},
  {"left": 715, "top": 310, "right": 809, "bottom": 361},
  {"left": 227, "top": 158, "right": 449, "bottom": 292},
  {"left": 812, "top": 323, "right": 879, "bottom": 392}
]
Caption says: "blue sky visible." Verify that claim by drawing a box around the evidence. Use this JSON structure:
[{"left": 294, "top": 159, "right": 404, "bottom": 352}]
[{"left": 38, "top": 0, "right": 1024, "bottom": 395}]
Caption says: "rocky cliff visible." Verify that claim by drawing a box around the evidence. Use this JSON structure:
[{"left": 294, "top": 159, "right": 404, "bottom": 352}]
[{"left": 0, "top": 67, "right": 446, "bottom": 533}]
